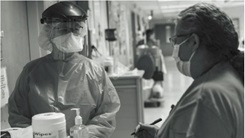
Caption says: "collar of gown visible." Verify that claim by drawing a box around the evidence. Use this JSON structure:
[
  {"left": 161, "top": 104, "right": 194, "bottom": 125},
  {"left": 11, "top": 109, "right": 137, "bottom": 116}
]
[{"left": 46, "top": 52, "right": 84, "bottom": 63}]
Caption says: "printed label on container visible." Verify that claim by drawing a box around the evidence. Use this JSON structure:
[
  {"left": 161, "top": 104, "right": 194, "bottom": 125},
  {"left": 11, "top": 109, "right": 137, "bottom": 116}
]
[{"left": 33, "top": 129, "right": 66, "bottom": 138}]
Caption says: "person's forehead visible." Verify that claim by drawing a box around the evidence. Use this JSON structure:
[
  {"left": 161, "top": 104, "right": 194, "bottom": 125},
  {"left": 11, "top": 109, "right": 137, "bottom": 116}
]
[
  {"left": 175, "top": 20, "right": 188, "bottom": 35},
  {"left": 174, "top": 21, "right": 181, "bottom": 35}
]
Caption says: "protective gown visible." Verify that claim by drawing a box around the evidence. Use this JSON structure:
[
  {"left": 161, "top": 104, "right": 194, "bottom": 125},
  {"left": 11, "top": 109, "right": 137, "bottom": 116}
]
[
  {"left": 157, "top": 61, "right": 244, "bottom": 138},
  {"left": 8, "top": 53, "right": 121, "bottom": 138}
]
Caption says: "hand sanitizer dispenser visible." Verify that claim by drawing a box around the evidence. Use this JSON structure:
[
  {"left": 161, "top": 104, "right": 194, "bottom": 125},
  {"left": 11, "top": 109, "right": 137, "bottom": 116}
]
[{"left": 70, "top": 108, "right": 89, "bottom": 138}]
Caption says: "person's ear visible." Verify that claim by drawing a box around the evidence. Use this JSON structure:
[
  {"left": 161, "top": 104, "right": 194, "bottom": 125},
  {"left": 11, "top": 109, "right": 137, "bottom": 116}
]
[{"left": 191, "top": 33, "right": 199, "bottom": 52}]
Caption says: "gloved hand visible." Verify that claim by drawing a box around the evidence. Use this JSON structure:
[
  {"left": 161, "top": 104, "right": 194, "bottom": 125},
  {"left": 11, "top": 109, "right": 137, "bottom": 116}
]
[{"left": 134, "top": 122, "right": 159, "bottom": 138}]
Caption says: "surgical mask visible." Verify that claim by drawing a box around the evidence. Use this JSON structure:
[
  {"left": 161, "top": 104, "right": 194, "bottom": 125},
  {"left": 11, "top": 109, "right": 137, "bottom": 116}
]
[
  {"left": 172, "top": 37, "right": 195, "bottom": 77},
  {"left": 52, "top": 33, "right": 84, "bottom": 53}
]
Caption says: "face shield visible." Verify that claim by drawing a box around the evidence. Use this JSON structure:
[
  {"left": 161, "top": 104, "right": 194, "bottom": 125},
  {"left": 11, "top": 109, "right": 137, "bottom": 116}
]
[
  {"left": 38, "top": 2, "right": 88, "bottom": 52},
  {"left": 38, "top": 21, "right": 87, "bottom": 52}
]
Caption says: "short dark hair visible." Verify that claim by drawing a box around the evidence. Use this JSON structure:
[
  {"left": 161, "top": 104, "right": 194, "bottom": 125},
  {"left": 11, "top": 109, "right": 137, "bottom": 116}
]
[
  {"left": 145, "top": 29, "right": 154, "bottom": 38},
  {"left": 178, "top": 2, "right": 239, "bottom": 59}
]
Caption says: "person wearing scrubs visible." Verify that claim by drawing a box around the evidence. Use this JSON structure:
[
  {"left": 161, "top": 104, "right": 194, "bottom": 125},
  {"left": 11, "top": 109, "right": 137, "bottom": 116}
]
[
  {"left": 136, "top": 29, "right": 157, "bottom": 47},
  {"left": 8, "top": 2, "right": 120, "bottom": 138},
  {"left": 134, "top": 2, "right": 244, "bottom": 138},
  {"left": 145, "top": 29, "right": 158, "bottom": 47}
]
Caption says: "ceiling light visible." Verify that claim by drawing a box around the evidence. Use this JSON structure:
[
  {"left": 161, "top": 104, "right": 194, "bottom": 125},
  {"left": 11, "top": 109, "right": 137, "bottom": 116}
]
[
  {"left": 148, "top": 15, "right": 152, "bottom": 20},
  {"left": 148, "top": 10, "right": 153, "bottom": 20}
]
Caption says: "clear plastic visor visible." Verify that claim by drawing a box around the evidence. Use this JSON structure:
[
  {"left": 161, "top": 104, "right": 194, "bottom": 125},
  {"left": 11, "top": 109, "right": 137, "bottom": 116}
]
[{"left": 51, "top": 21, "right": 87, "bottom": 37}]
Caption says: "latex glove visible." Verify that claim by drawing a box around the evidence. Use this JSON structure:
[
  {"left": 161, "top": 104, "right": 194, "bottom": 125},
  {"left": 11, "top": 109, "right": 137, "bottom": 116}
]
[{"left": 134, "top": 122, "right": 159, "bottom": 138}]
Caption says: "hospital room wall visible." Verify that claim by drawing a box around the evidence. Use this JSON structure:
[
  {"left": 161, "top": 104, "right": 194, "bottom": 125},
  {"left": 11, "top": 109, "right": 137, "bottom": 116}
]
[
  {"left": 1, "top": 1, "right": 31, "bottom": 129},
  {"left": 222, "top": 5, "right": 244, "bottom": 44},
  {"left": 1, "top": 1, "right": 54, "bottom": 101},
  {"left": 1, "top": 1, "right": 32, "bottom": 99},
  {"left": 0, "top": 1, "right": 53, "bottom": 130}
]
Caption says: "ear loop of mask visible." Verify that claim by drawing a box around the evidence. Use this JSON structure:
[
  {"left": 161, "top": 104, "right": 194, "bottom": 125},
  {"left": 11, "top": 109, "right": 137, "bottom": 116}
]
[{"left": 172, "top": 36, "right": 191, "bottom": 60}]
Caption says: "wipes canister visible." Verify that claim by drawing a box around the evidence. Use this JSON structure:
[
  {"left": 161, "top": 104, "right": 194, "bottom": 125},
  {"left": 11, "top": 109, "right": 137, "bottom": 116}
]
[{"left": 32, "top": 112, "right": 67, "bottom": 138}]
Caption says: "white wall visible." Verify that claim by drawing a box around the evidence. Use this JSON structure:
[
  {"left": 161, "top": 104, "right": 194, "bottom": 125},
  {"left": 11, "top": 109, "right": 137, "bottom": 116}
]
[
  {"left": 222, "top": 4, "right": 244, "bottom": 39},
  {"left": 1, "top": 1, "right": 31, "bottom": 129},
  {"left": 89, "top": 1, "right": 109, "bottom": 56}
]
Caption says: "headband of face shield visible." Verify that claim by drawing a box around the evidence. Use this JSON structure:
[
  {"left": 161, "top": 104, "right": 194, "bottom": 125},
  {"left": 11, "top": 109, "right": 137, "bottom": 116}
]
[
  {"left": 40, "top": 2, "right": 88, "bottom": 24},
  {"left": 38, "top": 21, "right": 87, "bottom": 53}
]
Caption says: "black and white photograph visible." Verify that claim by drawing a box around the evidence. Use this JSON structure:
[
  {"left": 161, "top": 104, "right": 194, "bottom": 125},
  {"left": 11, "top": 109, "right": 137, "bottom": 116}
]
[{"left": 0, "top": 0, "right": 244, "bottom": 138}]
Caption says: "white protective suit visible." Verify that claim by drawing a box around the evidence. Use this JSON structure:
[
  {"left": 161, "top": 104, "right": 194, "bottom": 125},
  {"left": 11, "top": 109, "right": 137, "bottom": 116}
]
[
  {"left": 8, "top": 53, "right": 121, "bottom": 138},
  {"left": 157, "top": 61, "right": 244, "bottom": 138}
]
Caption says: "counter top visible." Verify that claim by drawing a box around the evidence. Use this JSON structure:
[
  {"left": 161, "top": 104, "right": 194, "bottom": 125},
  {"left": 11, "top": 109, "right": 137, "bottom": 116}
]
[
  {"left": 109, "top": 69, "right": 145, "bottom": 138},
  {"left": 109, "top": 70, "right": 144, "bottom": 79}
]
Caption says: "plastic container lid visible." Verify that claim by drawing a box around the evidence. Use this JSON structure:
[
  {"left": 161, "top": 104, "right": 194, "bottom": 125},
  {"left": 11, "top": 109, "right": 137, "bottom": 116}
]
[{"left": 32, "top": 112, "right": 66, "bottom": 131}]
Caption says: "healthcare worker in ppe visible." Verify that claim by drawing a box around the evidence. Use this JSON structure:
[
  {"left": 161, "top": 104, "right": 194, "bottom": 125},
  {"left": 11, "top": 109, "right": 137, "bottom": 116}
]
[
  {"left": 8, "top": 2, "right": 120, "bottom": 138},
  {"left": 134, "top": 2, "right": 244, "bottom": 138}
]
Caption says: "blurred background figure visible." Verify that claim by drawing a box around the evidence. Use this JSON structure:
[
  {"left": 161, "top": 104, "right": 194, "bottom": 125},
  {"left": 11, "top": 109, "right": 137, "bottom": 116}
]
[{"left": 136, "top": 28, "right": 167, "bottom": 107}]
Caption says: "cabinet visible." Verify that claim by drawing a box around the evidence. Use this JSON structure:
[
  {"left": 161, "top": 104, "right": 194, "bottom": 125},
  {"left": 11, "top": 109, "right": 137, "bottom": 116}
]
[{"left": 110, "top": 72, "right": 144, "bottom": 138}]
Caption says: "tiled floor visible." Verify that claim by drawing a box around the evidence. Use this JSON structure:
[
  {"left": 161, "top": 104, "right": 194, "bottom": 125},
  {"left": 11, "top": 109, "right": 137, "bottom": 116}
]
[{"left": 144, "top": 56, "right": 193, "bottom": 127}]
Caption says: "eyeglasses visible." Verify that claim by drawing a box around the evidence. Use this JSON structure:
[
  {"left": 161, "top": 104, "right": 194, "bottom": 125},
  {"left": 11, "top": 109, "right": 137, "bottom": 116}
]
[
  {"left": 52, "top": 21, "right": 87, "bottom": 36},
  {"left": 169, "top": 34, "right": 191, "bottom": 46}
]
